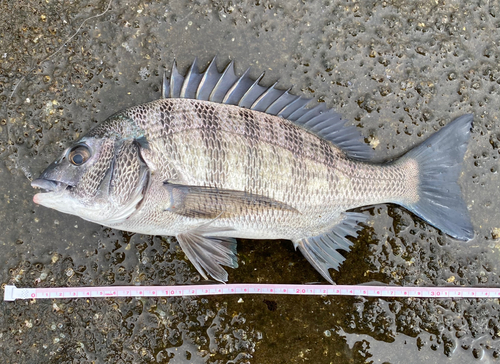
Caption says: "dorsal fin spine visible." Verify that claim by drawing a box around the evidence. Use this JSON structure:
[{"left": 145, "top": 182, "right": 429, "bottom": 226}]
[
  {"left": 209, "top": 61, "right": 237, "bottom": 102},
  {"left": 277, "top": 96, "right": 308, "bottom": 118},
  {"left": 238, "top": 72, "right": 266, "bottom": 107},
  {"left": 250, "top": 81, "right": 279, "bottom": 110},
  {"left": 196, "top": 57, "right": 218, "bottom": 100},
  {"left": 180, "top": 58, "right": 199, "bottom": 98},
  {"left": 264, "top": 88, "right": 294, "bottom": 114},
  {"left": 170, "top": 60, "right": 185, "bottom": 98},
  {"left": 296, "top": 104, "right": 326, "bottom": 123},
  {"left": 223, "top": 68, "right": 251, "bottom": 104},
  {"left": 169, "top": 60, "right": 177, "bottom": 98}
]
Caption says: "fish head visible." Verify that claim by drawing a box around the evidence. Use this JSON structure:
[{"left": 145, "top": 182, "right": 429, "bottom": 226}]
[{"left": 32, "top": 134, "right": 149, "bottom": 225}]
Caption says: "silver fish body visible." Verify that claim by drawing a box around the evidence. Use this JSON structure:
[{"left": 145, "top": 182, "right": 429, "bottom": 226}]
[{"left": 32, "top": 59, "right": 474, "bottom": 283}]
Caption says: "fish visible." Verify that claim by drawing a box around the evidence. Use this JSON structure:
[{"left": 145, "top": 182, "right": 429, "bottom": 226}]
[{"left": 31, "top": 58, "right": 474, "bottom": 283}]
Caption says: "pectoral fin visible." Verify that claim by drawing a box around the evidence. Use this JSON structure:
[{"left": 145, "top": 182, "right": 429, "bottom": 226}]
[
  {"left": 164, "top": 182, "right": 298, "bottom": 219},
  {"left": 176, "top": 228, "right": 238, "bottom": 282},
  {"left": 293, "top": 212, "right": 368, "bottom": 284}
]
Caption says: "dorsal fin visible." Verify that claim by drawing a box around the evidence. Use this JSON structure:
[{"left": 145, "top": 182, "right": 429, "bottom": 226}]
[
  {"left": 161, "top": 58, "right": 372, "bottom": 161},
  {"left": 237, "top": 72, "right": 266, "bottom": 108},
  {"left": 223, "top": 68, "right": 254, "bottom": 105},
  {"left": 209, "top": 61, "right": 239, "bottom": 102},
  {"left": 180, "top": 58, "right": 203, "bottom": 99},
  {"left": 196, "top": 57, "right": 219, "bottom": 100},
  {"left": 169, "top": 60, "right": 184, "bottom": 98}
]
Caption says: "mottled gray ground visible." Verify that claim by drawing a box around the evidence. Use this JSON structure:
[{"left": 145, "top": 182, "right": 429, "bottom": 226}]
[{"left": 1, "top": 0, "right": 499, "bottom": 363}]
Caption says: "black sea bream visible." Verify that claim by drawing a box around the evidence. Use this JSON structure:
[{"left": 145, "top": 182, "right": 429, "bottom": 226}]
[{"left": 32, "top": 58, "right": 474, "bottom": 283}]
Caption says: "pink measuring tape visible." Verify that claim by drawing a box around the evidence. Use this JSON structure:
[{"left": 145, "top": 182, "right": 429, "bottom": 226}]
[{"left": 4, "top": 284, "right": 500, "bottom": 301}]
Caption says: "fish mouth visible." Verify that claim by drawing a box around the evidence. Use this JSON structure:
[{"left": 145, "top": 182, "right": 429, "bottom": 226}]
[{"left": 31, "top": 178, "right": 71, "bottom": 193}]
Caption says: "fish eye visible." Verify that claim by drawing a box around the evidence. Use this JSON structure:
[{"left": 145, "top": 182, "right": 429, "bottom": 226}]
[{"left": 68, "top": 145, "right": 91, "bottom": 166}]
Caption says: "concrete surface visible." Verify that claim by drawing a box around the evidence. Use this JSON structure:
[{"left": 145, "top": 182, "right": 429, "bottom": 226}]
[{"left": 1, "top": 0, "right": 499, "bottom": 363}]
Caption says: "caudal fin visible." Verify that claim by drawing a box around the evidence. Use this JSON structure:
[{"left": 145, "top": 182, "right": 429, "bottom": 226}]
[{"left": 398, "top": 115, "right": 474, "bottom": 240}]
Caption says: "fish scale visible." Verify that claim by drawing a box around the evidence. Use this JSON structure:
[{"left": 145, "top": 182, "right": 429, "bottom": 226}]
[
  {"left": 32, "top": 58, "right": 474, "bottom": 283},
  {"left": 125, "top": 98, "right": 415, "bottom": 212}
]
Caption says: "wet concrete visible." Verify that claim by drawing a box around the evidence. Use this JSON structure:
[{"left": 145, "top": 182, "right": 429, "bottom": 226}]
[{"left": 1, "top": 0, "right": 499, "bottom": 363}]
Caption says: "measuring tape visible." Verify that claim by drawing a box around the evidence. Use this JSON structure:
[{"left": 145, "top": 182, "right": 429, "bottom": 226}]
[{"left": 4, "top": 284, "right": 500, "bottom": 301}]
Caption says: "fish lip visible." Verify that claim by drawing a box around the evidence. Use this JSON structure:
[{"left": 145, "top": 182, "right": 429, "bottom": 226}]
[{"left": 31, "top": 178, "right": 70, "bottom": 193}]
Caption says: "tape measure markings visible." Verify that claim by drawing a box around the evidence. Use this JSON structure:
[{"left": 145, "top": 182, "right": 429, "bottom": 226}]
[{"left": 4, "top": 284, "right": 500, "bottom": 301}]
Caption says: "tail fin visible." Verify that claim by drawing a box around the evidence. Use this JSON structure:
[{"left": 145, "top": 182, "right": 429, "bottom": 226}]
[{"left": 397, "top": 115, "right": 474, "bottom": 240}]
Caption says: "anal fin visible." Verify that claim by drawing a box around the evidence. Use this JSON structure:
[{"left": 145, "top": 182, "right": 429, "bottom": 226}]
[
  {"left": 294, "top": 212, "right": 368, "bottom": 284},
  {"left": 176, "top": 227, "right": 238, "bottom": 282}
]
